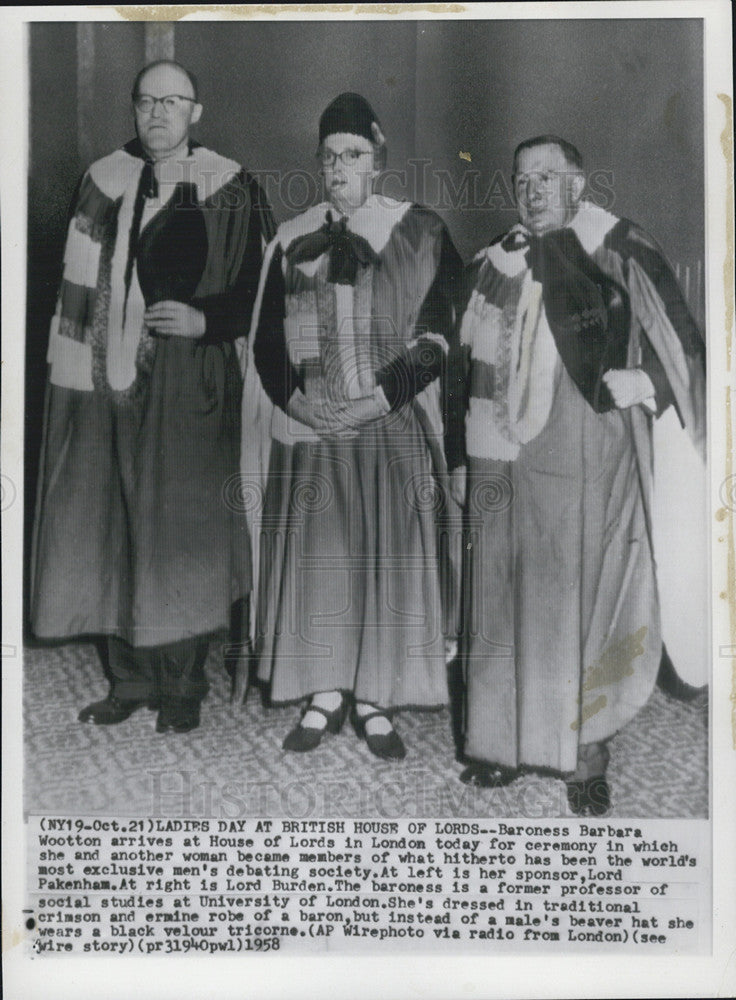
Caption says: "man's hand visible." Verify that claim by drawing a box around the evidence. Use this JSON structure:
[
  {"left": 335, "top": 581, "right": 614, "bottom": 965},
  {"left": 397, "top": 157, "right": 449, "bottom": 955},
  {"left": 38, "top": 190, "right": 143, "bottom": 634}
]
[
  {"left": 144, "top": 301, "right": 206, "bottom": 339},
  {"left": 449, "top": 465, "right": 467, "bottom": 508},
  {"left": 602, "top": 368, "right": 656, "bottom": 410}
]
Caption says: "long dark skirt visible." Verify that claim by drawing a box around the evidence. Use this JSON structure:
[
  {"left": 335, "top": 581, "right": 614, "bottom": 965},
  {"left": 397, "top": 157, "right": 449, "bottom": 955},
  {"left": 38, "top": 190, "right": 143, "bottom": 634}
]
[{"left": 256, "top": 406, "right": 448, "bottom": 710}]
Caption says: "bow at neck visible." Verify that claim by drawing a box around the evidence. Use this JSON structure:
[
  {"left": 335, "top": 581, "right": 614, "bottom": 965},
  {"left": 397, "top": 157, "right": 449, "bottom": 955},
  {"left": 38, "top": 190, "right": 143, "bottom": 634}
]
[
  {"left": 285, "top": 210, "right": 381, "bottom": 285},
  {"left": 501, "top": 226, "right": 534, "bottom": 253}
]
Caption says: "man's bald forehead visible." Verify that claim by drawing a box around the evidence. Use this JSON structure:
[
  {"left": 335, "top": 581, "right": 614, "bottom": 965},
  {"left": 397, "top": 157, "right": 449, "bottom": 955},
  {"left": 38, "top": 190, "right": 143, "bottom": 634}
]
[{"left": 132, "top": 60, "right": 198, "bottom": 100}]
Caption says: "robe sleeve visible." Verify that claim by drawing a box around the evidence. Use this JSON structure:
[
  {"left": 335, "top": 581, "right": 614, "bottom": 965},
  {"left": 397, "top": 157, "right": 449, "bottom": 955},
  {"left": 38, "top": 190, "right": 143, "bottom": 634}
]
[
  {"left": 606, "top": 219, "right": 705, "bottom": 436},
  {"left": 639, "top": 330, "right": 676, "bottom": 417},
  {"left": 196, "top": 174, "right": 277, "bottom": 345},
  {"left": 375, "top": 220, "right": 463, "bottom": 410},
  {"left": 253, "top": 243, "right": 304, "bottom": 412},
  {"left": 444, "top": 257, "right": 483, "bottom": 471}
]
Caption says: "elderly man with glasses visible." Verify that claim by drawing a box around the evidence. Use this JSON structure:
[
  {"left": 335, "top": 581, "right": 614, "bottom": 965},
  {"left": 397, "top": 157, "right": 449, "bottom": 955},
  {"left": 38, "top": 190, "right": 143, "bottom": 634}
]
[
  {"left": 447, "top": 135, "right": 706, "bottom": 814},
  {"left": 31, "top": 60, "right": 275, "bottom": 733}
]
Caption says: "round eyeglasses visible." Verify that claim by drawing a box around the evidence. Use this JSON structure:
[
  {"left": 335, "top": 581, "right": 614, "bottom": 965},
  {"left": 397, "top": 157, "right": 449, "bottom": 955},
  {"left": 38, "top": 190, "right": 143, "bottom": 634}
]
[
  {"left": 317, "top": 148, "right": 373, "bottom": 168},
  {"left": 134, "top": 94, "right": 197, "bottom": 114}
]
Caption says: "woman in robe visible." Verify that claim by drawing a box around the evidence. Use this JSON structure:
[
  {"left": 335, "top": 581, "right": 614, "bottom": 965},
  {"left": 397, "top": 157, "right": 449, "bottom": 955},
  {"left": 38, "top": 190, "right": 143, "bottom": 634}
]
[{"left": 246, "top": 93, "right": 462, "bottom": 758}]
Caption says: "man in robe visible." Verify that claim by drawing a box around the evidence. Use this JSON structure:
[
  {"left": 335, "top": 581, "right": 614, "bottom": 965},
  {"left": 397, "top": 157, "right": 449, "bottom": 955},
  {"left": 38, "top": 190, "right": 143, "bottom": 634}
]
[
  {"left": 447, "top": 135, "right": 705, "bottom": 814},
  {"left": 31, "top": 60, "right": 274, "bottom": 733}
]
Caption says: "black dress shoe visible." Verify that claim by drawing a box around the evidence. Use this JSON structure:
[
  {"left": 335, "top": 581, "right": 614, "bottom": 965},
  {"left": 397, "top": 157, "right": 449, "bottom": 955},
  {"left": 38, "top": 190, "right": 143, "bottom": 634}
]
[
  {"left": 156, "top": 698, "right": 201, "bottom": 734},
  {"left": 459, "top": 761, "right": 517, "bottom": 788},
  {"left": 350, "top": 706, "right": 406, "bottom": 760},
  {"left": 78, "top": 694, "right": 150, "bottom": 725},
  {"left": 283, "top": 697, "right": 349, "bottom": 752},
  {"left": 566, "top": 775, "right": 611, "bottom": 816}
]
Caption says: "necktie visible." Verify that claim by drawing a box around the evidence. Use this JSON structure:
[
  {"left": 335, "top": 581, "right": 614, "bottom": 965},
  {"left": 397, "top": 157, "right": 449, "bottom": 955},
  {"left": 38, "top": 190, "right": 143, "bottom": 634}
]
[{"left": 501, "top": 228, "right": 532, "bottom": 252}]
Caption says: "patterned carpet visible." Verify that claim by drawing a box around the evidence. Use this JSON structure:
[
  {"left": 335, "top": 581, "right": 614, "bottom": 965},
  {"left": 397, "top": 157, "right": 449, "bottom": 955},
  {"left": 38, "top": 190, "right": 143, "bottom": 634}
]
[{"left": 23, "top": 637, "right": 708, "bottom": 819}]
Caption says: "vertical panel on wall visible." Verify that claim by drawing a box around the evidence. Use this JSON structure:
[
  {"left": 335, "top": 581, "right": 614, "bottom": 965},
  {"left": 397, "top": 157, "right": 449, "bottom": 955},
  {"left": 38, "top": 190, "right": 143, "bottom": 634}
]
[
  {"left": 76, "top": 22, "right": 96, "bottom": 167},
  {"left": 145, "top": 22, "right": 175, "bottom": 63},
  {"left": 78, "top": 24, "right": 148, "bottom": 165}
]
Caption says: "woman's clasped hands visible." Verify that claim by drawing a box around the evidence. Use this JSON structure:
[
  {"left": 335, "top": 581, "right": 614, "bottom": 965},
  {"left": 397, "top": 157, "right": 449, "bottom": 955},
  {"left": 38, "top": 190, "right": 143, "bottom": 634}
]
[{"left": 286, "top": 387, "right": 390, "bottom": 439}]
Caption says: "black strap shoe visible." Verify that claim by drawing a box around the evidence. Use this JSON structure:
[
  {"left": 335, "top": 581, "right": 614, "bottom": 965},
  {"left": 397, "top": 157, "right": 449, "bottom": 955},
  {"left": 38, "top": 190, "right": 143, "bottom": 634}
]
[
  {"left": 351, "top": 706, "right": 406, "bottom": 760},
  {"left": 78, "top": 694, "right": 150, "bottom": 725},
  {"left": 283, "top": 697, "right": 349, "bottom": 752}
]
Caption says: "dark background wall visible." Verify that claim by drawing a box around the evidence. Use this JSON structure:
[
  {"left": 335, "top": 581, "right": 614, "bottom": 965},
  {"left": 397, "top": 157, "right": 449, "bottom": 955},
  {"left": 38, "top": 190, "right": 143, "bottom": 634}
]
[{"left": 25, "top": 18, "right": 705, "bottom": 624}]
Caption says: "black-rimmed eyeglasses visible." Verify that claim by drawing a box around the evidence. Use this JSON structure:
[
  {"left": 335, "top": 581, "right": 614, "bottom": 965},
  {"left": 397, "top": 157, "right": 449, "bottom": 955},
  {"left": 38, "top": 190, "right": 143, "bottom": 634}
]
[
  {"left": 133, "top": 94, "right": 197, "bottom": 114},
  {"left": 317, "top": 148, "right": 373, "bottom": 168}
]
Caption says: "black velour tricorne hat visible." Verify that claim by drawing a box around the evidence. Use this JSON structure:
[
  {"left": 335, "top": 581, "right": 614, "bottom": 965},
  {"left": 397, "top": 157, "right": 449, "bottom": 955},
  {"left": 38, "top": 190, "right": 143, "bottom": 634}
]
[{"left": 318, "top": 92, "right": 380, "bottom": 144}]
